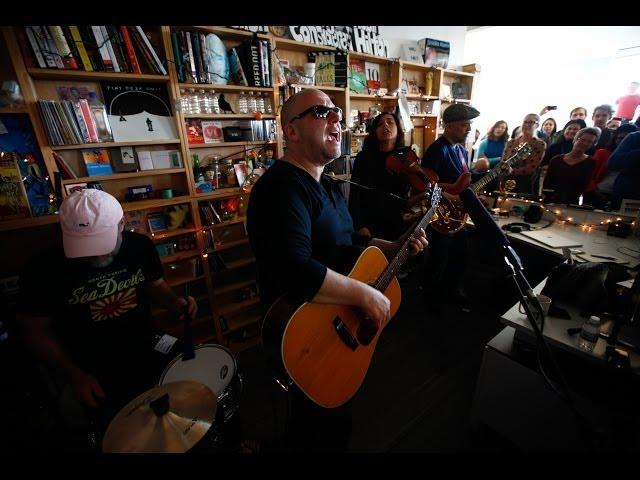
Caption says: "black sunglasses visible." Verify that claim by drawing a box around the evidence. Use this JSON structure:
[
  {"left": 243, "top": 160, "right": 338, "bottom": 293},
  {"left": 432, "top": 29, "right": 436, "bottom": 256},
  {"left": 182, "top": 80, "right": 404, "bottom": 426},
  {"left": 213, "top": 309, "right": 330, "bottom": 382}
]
[{"left": 289, "top": 105, "right": 343, "bottom": 123}]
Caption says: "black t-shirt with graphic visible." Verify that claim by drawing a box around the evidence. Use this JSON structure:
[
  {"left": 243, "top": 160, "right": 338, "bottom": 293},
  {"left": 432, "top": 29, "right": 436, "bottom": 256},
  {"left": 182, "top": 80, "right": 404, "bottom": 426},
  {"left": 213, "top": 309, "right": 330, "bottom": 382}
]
[{"left": 17, "top": 231, "right": 163, "bottom": 398}]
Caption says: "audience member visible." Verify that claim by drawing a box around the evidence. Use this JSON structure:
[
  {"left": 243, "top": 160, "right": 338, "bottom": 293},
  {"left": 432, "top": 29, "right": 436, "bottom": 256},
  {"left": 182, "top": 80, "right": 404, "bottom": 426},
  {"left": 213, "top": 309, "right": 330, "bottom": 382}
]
[
  {"left": 608, "top": 130, "right": 640, "bottom": 209},
  {"left": 615, "top": 81, "right": 640, "bottom": 122},
  {"left": 502, "top": 113, "right": 546, "bottom": 194}
]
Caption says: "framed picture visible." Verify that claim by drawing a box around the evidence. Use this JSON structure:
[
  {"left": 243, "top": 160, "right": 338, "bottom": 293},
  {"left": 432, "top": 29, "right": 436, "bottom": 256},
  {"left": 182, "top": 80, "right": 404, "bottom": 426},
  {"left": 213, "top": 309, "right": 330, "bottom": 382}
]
[
  {"left": 64, "top": 182, "right": 88, "bottom": 196},
  {"left": 234, "top": 162, "right": 249, "bottom": 187},
  {"left": 147, "top": 212, "right": 168, "bottom": 233}
]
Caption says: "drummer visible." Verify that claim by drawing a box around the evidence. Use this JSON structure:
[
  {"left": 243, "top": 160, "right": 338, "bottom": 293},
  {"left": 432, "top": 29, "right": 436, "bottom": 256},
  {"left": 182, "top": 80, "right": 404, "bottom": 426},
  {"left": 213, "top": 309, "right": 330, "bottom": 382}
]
[{"left": 15, "top": 190, "right": 197, "bottom": 436}]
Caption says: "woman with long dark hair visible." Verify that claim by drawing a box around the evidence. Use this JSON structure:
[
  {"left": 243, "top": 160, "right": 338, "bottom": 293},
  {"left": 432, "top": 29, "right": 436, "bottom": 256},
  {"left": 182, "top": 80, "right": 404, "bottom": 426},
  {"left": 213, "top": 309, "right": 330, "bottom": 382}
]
[
  {"left": 349, "top": 112, "right": 418, "bottom": 240},
  {"left": 473, "top": 120, "right": 509, "bottom": 170}
]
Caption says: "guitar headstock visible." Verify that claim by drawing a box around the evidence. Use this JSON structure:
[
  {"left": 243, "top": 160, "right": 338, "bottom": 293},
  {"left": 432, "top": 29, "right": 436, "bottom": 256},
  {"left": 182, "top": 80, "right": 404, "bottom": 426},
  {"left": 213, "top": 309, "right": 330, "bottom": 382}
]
[{"left": 504, "top": 142, "right": 533, "bottom": 168}]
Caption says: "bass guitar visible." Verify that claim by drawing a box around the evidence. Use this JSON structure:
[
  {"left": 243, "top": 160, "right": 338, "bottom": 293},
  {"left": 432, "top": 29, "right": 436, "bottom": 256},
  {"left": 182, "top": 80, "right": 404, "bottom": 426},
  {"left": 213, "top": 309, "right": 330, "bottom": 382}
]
[
  {"left": 261, "top": 185, "right": 442, "bottom": 408},
  {"left": 429, "top": 142, "right": 533, "bottom": 234}
]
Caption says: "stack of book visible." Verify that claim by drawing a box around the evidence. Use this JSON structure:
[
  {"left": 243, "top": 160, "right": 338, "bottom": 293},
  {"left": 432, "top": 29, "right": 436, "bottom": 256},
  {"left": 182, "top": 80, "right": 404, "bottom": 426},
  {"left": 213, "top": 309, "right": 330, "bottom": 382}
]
[
  {"left": 171, "top": 30, "right": 271, "bottom": 87},
  {"left": 37, "top": 99, "right": 113, "bottom": 146},
  {"left": 20, "top": 26, "right": 166, "bottom": 75}
]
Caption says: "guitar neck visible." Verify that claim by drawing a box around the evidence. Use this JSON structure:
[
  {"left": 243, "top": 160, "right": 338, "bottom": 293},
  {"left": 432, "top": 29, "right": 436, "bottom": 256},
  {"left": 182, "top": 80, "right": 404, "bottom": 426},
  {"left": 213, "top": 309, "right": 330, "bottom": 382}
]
[
  {"left": 375, "top": 190, "right": 440, "bottom": 293},
  {"left": 470, "top": 162, "right": 502, "bottom": 193}
]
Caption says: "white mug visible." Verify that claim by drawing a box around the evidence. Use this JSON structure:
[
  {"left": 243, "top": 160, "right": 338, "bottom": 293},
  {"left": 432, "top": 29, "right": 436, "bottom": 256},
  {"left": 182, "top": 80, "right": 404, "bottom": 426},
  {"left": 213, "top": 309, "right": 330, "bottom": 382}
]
[{"left": 519, "top": 294, "right": 552, "bottom": 316}]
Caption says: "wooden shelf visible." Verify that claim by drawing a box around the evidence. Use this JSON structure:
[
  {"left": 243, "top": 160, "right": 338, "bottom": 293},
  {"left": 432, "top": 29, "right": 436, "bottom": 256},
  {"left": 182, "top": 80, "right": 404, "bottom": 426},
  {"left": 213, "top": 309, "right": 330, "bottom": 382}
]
[
  {"left": 406, "top": 94, "right": 439, "bottom": 101},
  {"left": 51, "top": 140, "right": 181, "bottom": 151},
  {"left": 290, "top": 84, "right": 346, "bottom": 92},
  {"left": 213, "top": 279, "right": 256, "bottom": 296},
  {"left": 178, "top": 83, "right": 273, "bottom": 92},
  {"left": 0, "top": 107, "right": 28, "bottom": 114},
  {"left": 215, "top": 257, "right": 256, "bottom": 271},
  {"left": 207, "top": 238, "right": 249, "bottom": 253},
  {"left": 441, "top": 69, "right": 474, "bottom": 77},
  {"left": 349, "top": 94, "right": 397, "bottom": 101},
  {"left": 147, "top": 226, "right": 196, "bottom": 240},
  {"left": 166, "top": 274, "right": 206, "bottom": 288},
  {"left": 121, "top": 195, "right": 191, "bottom": 212},
  {"left": 275, "top": 37, "right": 336, "bottom": 52},
  {"left": 189, "top": 26, "right": 269, "bottom": 40},
  {"left": 61, "top": 168, "right": 185, "bottom": 184},
  {"left": 441, "top": 98, "right": 471, "bottom": 104},
  {"left": 400, "top": 60, "right": 434, "bottom": 71},
  {"left": 196, "top": 188, "right": 247, "bottom": 200},
  {"left": 224, "top": 314, "right": 262, "bottom": 334},
  {"left": 183, "top": 113, "right": 276, "bottom": 120},
  {"left": 160, "top": 250, "right": 200, "bottom": 264},
  {"left": 411, "top": 114, "right": 438, "bottom": 118},
  {"left": 27, "top": 68, "right": 169, "bottom": 82},
  {"left": 188, "top": 141, "right": 275, "bottom": 149},
  {"left": 349, "top": 51, "right": 395, "bottom": 64},
  {"left": 217, "top": 297, "right": 260, "bottom": 317},
  {"left": 202, "top": 216, "right": 246, "bottom": 229},
  {"left": 0, "top": 214, "right": 59, "bottom": 232}
]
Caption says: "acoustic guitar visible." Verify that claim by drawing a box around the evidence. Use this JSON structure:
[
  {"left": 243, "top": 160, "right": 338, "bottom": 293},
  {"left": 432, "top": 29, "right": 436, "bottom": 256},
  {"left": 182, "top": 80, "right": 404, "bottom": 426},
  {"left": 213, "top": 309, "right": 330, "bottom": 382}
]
[
  {"left": 261, "top": 186, "right": 442, "bottom": 408},
  {"left": 429, "top": 142, "right": 533, "bottom": 234}
]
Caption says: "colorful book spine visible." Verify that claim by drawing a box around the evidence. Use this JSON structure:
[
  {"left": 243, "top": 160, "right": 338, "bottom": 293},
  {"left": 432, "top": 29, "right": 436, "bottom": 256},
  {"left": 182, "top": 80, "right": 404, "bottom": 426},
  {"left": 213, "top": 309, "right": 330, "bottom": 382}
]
[
  {"left": 135, "top": 26, "right": 167, "bottom": 75},
  {"left": 91, "top": 26, "right": 114, "bottom": 71},
  {"left": 41, "top": 26, "right": 65, "bottom": 69},
  {"left": 120, "top": 26, "right": 141, "bottom": 74},
  {"left": 99, "top": 26, "right": 120, "bottom": 72},
  {"left": 49, "top": 26, "right": 78, "bottom": 69},
  {"left": 23, "top": 27, "right": 47, "bottom": 68}
]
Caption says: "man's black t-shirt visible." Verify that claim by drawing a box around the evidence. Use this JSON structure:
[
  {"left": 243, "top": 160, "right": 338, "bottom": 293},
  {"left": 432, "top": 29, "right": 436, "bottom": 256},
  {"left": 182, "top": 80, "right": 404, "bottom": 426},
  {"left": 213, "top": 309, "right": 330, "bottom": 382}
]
[
  {"left": 17, "top": 231, "right": 163, "bottom": 396},
  {"left": 247, "top": 160, "right": 369, "bottom": 312}
]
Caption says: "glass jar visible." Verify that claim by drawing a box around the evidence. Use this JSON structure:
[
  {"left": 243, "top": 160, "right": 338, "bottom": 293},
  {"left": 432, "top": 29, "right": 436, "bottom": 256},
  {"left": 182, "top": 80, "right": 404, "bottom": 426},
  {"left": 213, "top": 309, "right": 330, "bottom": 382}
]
[{"left": 218, "top": 159, "right": 236, "bottom": 188}]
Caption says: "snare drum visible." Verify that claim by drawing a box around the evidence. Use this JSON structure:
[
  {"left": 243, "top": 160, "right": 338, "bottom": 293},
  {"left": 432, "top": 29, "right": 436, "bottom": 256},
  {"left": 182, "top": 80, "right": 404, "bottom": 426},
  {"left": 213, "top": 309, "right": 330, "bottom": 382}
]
[{"left": 159, "top": 344, "right": 242, "bottom": 423}]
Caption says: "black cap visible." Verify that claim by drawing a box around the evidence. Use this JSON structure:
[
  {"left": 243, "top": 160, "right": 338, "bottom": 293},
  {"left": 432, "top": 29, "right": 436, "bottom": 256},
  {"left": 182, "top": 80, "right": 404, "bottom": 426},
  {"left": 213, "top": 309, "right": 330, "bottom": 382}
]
[{"left": 442, "top": 104, "right": 480, "bottom": 124}]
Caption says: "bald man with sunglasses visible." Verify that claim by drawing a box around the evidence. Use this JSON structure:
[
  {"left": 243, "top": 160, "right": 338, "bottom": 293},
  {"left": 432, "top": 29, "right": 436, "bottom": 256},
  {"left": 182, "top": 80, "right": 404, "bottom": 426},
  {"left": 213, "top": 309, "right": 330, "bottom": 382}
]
[{"left": 246, "top": 89, "right": 427, "bottom": 452}]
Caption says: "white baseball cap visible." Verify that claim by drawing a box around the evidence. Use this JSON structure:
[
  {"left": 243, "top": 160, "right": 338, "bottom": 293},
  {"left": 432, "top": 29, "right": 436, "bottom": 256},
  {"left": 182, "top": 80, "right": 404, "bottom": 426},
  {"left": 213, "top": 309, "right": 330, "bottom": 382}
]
[{"left": 60, "top": 189, "right": 124, "bottom": 258}]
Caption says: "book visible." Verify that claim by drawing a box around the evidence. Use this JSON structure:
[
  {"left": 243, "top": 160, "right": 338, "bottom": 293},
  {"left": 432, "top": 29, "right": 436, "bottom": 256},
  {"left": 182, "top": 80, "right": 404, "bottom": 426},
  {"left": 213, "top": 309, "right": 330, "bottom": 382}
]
[
  {"left": 68, "top": 26, "right": 93, "bottom": 71},
  {"left": 91, "top": 26, "right": 114, "bottom": 72},
  {"left": 314, "top": 52, "right": 335, "bottom": 87},
  {"left": 101, "top": 81, "right": 178, "bottom": 142},
  {"left": 228, "top": 47, "right": 248, "bottom": 86},
  {"left": 30, "top": 26, "right": 57, "bottom": 69},
  {"left": 234, "top": 162, "right": 249, "bottom": 187},
  {"left": 49, "top": 26, "right": 78, "bottom": 69},
  {"left": 348, "top": 58, "right": 366, "bottom": 94},
  {"left": 135, "top": 26, "right": 167, "bottom": 75},
  {"left": 170, "top": 31, "right": 185, "bottom": 82},
  {"left": 185, "top": 118, "right": 204, "bottom": 144},
  {"left": 22, "top": 27, "right": 46, "bottom": 68},
  {"left": 201, "top": 120, "right": 223, "bottom": 144},
  {"left": 120, "top": 26, "right": 141, "bottom": 74},
  {"left": 0, "top": 154, "right": 31, "bottom": 220},
  {"left": 418, "top": 37, "right": 450, "bottom": 68},
  {"left": 81, "top": 148, "right": 113, "bottom": 176},
  {"left": 64, "top": 182, "right": 88, "bottom": 196},
  {"left": 147, "top": 212, "right": 168, "bottom": 233},
  {"left": 136, "top": 150, "right": 154, "bottom": 170},
  {"left": 364, "top": 61, "right": 381, "bottom": 90},
  {"left": 110, "top": 146, "right": 138, "bottom": 172},
  {"left": 401, "top": 42, "right": 424, "bottom": 63}
]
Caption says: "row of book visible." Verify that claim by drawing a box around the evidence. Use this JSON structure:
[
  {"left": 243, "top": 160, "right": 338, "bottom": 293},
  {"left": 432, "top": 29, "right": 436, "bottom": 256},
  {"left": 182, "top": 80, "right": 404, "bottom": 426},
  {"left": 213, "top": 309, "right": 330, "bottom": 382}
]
[
  {"left": 171, "top": 30, "right": 272, "bottom": 87},
  {"left": 200, "top": 201, "right": 223, "bottom": 226},
  {"left": 20, "top": 26, "right": 166, "bottom": 75},
  {"left": 37, "top": 99, "right": 113, "bottom": 146},
  {"left": 53, "top": 147, "right": 182, "bottom": 179}
]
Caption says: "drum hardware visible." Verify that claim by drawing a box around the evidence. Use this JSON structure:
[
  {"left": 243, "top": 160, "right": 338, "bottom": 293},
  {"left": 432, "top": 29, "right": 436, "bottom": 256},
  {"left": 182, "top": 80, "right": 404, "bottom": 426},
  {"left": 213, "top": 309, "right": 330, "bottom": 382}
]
[{"left": 102, "top": 381, "right": 216, "bottom": 453}]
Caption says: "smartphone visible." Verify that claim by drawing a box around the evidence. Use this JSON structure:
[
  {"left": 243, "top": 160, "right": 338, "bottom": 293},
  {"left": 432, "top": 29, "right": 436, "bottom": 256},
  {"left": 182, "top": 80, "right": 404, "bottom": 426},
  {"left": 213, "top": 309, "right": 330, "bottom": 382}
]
[{"left": 547, "top": 105, "right": 557, "bottom": 110}]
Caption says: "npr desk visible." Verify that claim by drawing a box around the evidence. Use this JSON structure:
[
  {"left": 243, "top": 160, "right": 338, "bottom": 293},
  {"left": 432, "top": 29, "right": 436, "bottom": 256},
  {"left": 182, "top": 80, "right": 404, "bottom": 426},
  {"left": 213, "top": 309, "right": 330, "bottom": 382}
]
[{"left": 469, "top": 204, "right": 640, "bottom": 451}]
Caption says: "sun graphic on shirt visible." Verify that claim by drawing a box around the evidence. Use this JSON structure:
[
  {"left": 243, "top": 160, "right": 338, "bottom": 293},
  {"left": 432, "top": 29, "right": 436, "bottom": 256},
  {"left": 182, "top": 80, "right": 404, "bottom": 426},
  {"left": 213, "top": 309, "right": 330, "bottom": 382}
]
[{"left": 89, "top": 288, "right": 138, "bottom": 322}]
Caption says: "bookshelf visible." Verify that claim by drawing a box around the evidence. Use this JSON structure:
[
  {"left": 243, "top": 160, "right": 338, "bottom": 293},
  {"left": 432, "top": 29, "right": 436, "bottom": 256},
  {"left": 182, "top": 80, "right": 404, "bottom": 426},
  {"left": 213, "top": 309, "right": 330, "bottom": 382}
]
[{"left": 2, "top": 25, "right": 475, "bottom": 353}]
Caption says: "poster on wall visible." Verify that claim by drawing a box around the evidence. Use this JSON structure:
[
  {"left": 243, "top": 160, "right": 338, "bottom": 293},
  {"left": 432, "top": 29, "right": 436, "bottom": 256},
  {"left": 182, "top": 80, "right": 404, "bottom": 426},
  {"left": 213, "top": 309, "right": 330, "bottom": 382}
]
[{"left": 418, "top": 38, "right": 450, "bottom": 69}]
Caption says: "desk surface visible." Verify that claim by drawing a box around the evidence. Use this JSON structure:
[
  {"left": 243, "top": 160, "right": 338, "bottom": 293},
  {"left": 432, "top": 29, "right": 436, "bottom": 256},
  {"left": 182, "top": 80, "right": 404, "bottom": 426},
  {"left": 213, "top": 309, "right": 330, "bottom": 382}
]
[
  {"left": 501, "top": 278, "right": 640, "bottom": 372},
  {"left": 469, "top": 215, "right": 640, "bottom": 268}
]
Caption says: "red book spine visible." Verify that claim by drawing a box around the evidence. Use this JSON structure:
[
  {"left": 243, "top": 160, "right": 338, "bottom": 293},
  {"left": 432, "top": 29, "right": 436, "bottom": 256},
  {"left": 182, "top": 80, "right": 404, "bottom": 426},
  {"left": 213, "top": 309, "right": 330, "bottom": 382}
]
[
  {"left": 78, "top": 99, "right": 99, "bottom": 143},
  {"left": 119, "top": 26, "right": 141, "bottom": 74}
]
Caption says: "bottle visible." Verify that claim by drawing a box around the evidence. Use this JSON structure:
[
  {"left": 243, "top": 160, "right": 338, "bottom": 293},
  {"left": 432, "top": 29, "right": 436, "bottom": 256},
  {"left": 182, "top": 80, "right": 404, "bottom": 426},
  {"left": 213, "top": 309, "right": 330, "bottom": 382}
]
[
  {"left": 192, "top": 154, "right": 203, "bottom": 183},
  {"left": 188, "top": 88, "right": 201, "bottom": 114},
  {"left": 264, "top": 94, "right": 273, "bottom": 114},
  {"left": 238, "top": 92, "right": 248, "bottom": 114},
  {"left": 211, "top": 90, "right": 221, "bottom": 114},
  {"left": 255, "top": 92, "right": 265, "bottom": 113},
  {"left": 578, "top": 315, "right": 601, "bottom": 352},
  {"left": 199, "top": 89, "right": 211, "bottom": 114},
  {"left": 247, "top": 92, "right": 257, "bottom": 113}
]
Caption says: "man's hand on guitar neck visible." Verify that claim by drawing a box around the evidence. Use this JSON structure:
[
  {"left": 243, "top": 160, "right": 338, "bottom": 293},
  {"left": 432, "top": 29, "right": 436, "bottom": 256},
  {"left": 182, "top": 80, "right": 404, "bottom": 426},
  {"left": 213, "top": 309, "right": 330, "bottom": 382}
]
[{"left": 369, "top": 227, "right": 428, "bottom": 261}]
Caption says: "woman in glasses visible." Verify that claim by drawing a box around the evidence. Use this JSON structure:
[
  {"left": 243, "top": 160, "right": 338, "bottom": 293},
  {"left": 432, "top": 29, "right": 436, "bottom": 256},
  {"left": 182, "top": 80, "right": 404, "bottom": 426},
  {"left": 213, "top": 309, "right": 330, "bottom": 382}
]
[{"left": 349, "top": 112, "right": 422, "bottom": 240}]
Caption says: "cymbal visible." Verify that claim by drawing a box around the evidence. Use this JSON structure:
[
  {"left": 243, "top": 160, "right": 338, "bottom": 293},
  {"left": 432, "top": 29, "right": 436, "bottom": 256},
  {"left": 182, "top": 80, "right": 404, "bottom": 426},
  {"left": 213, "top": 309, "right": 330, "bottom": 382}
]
[{"left": 102, "top": 381, "right": 216, "bottom": 453}]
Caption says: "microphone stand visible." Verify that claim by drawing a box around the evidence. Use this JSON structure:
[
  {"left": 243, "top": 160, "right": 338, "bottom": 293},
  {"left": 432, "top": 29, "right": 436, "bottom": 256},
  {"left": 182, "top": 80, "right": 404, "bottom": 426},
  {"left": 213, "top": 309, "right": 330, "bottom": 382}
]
[{"left": 501, "top": 243, "right": 596, "bottom": 449}]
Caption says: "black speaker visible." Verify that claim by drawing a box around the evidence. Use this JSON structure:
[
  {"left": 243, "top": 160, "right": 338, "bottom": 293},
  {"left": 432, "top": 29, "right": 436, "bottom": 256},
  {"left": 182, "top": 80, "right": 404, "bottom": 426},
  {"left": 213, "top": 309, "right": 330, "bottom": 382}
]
[{"left": 523, "top": 204, "right": 543, "bottom": 223}]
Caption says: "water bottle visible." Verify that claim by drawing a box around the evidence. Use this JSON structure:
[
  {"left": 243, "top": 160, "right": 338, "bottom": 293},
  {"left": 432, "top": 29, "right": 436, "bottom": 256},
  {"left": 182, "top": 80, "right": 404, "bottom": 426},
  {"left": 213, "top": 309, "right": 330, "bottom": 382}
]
[
  {"left": 189, "top": 88, "right": 201, "bottom": 114},
  {"left": 255, "top": 92, "right": 265, "bottom": 113},
  {"left": 578, "top": 315, "right": 601, "bottom": 352},
  {"left": 238, "top": 92, "right": 248, "bottom": 114},
  {"left": 199, "top": 89, "right": 211, "bottom": 114},
  {"left": 264, "top": 94, "right": 273, "bottom": 114},
  {"left": 211, "top": 91, "right": 221, "bottom": 114},
  {"left": 247, "top": 92, "right": 257, "bottom": 113}
]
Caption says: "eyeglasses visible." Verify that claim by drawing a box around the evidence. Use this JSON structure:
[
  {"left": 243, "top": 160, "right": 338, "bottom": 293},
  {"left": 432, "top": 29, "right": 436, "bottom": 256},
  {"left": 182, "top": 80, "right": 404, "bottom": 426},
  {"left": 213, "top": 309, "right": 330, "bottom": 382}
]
[{"left": 288, "top": 105, "right": 343, "bottom": 123}]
